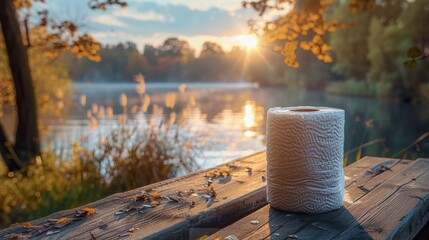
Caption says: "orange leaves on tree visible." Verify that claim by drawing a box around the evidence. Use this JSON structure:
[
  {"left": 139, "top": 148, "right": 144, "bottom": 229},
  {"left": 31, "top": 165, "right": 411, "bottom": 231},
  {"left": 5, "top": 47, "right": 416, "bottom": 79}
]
[
  {"left": 247, "top": 0, "right": 350, "bottom": 67},
  {"left": 281, "top": 42, "right": 299, "bottom": 68},
  {"left": 13, "top": 0, "right": 121, "bottom": 62}
]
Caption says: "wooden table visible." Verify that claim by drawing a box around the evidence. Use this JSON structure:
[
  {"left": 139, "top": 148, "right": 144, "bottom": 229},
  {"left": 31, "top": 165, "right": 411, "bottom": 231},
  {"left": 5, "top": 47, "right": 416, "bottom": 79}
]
[{"left": 1, "top": 151, "right": 428, "bottom": 239}]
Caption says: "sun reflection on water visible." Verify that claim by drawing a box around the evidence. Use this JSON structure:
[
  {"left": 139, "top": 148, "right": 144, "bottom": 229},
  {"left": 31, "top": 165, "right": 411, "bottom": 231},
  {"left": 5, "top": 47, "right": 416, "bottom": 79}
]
[
  {"left": 244, "top": 130, "right": 256, "bottom": 137},
  {"left": 244, "top": 101, "right": 259, "bottom": 138},
  {"left": 244, "top": 102, "right": 256, "bottom": 128}
]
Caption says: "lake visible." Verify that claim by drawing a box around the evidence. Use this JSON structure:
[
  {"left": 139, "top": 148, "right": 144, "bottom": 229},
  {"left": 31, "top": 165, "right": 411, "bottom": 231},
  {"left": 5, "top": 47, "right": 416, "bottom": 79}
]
[{"left": 41, "top": 82, "right": 429, "bottom": 169}]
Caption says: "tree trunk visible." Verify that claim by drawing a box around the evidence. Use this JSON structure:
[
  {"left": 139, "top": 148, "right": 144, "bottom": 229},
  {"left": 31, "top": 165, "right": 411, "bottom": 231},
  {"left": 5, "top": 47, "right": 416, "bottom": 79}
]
[
  {"left": 0, "top": 0, "right": 41, "bottom": 171},
  {"left": 0, "top": 123, "right": 21, "bottom": 170}
]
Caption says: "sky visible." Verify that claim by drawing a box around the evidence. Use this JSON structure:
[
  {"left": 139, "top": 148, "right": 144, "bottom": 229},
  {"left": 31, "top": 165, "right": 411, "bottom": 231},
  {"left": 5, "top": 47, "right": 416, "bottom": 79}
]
[{"left": 39, "top": 0, "right": 269, "bottom": 54}]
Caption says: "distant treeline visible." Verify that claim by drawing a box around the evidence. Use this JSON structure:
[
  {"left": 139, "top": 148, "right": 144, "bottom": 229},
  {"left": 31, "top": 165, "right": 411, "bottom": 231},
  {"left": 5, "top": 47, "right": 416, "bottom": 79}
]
[{"left": 60, "top": 39, "right": 287, "bottom": 86}]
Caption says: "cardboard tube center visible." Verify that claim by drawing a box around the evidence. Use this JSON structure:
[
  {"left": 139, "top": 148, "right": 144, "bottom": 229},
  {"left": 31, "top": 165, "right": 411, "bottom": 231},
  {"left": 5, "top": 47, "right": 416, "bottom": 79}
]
[{"left": 290, "top": 108, "right": 320, "bottom": 112}]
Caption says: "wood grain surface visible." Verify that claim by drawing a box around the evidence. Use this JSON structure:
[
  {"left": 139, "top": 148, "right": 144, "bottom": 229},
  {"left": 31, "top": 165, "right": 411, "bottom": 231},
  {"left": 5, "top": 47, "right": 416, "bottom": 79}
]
[{"left": 209, "top": 157, "right": 429, "bottom": 240}]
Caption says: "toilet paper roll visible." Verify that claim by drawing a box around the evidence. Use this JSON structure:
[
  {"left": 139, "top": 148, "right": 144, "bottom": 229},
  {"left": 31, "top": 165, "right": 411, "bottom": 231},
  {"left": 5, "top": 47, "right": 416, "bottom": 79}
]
[{"left": 266, "top": 106, "right": 345, "bottom": 213}]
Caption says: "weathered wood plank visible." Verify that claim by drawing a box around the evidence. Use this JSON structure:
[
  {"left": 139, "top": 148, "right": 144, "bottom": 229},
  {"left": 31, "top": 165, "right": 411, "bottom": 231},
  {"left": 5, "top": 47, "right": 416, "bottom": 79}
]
[
  {"left": 208, "top": 157, "right": 414, "bottom": 240},
  {"left": 344, "top": 157, "right": 409, "bottom": 187},
  {"left": 0, "top": 151, "right": 268, "bottom": 240},
  {"left": 336, "top": 158, "right": 429, "bottom": 240},
  {"left": 2, "top": 153, "right": 425, "bottom": 240},
  {"left": 343, "top": 158, "right": 411, "bottom": 207}
]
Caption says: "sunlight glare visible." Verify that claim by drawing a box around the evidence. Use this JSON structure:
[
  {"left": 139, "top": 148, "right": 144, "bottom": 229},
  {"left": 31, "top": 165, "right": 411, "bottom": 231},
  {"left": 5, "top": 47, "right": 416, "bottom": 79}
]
[
  {"left": 244, "top": 130, "right": 256, "bottom": 137},
  {"left": 239, "top": 35, "right": 258, "bottom": 49},
  {"left": 244, "top": 102, "right": 256, "bottom": 129}
]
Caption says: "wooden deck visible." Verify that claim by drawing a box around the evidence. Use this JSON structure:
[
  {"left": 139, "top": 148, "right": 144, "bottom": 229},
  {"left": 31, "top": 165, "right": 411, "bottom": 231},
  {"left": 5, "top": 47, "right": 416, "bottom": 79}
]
[{"left": 1, "top": 151, "right": 429, "bottom": 239}]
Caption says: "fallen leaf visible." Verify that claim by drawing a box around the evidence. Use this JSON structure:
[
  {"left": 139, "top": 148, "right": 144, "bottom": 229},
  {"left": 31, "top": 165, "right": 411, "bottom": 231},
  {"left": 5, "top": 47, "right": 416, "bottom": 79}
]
[
  {"left": 54, "top": 217, "right": 72, "bottom": 228},
  {"left": 81, "top": 207, "right": 96, "bottom": 214},
  {"left": 150, "top": 200, "right": 160, "bottom": 206},
  {"left": 56, "top": 217, "right": 69, "bottom": 224},
  {"left": 152, "top": 192, "right": 161, "bottom": 199},
  {"left": 219, "top": 166, "right": 231, "bottom": 176},
  {"left": 76, "top": 207, "right": 96, "bottom": 217},
  {"left": 205, "top": 171, "right": 217, "bottom": 178},
  {"left": 128, "top": 227, "right": 135, "bottom": 232},
  {"left": 4, "top": 233, "right": 30, "bottom": 239},
  {"left": 10, "top": 222, "right": 42, "bottom": 229}
]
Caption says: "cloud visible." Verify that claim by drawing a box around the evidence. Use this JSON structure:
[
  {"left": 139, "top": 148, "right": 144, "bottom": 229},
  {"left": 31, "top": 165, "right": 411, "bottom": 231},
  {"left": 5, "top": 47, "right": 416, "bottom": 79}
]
[
  {"left": 42, "top": 1, "right": 260, "bottom": 50},
  {"left": 126, "top": 0, "right": 243, "bottom": 11},
  {"left": 91, "top": 15, "right": 127, "bottom": 27},
  {"left": 113, "top": 9, "right": 171, "bottom": 22},
  {"left": 85, "top": 2, "right": 255, "bottom": 37}
]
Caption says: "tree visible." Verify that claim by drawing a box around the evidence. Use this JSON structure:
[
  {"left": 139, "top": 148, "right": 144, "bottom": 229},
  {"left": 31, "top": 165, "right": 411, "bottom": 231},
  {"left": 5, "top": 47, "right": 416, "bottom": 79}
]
[
  {"left": 399, "top": 0, "right": 429, "bottom": 95},
  {"left": 329, "top": 1, "right": 371, "bottom": 80},
  {"left": 242, "top": 0, "right": 417, "bottom": 68},
  {"left": 244, "top": 0, "right": 346, "bottom": 67},
  {"left": 143, "top": 45, "right": 160, "bottom": 66},
  {"left": 0, "top": 0, "right": 126, "bottom": 171},
  {"left": 200, "top": 42, "right": 224, "bottom": 58},
  {"left": 0, "top": 0, "right": 39, "bottom": 171},
  {"left": 244, "top": 0, "right": 429, "bottom": 99}
]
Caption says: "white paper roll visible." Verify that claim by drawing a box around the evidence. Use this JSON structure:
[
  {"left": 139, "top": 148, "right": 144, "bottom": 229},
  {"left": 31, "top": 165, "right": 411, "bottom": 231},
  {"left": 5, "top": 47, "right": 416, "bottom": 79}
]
[{"left": 266, "top": 106, "right": 345, "bottom": 213}]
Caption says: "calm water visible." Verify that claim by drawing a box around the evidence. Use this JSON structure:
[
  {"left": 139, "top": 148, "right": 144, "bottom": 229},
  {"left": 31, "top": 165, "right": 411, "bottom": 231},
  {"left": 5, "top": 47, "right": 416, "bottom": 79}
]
[{"left": 41, "top": 82, "right": 429, "bottom": 169}]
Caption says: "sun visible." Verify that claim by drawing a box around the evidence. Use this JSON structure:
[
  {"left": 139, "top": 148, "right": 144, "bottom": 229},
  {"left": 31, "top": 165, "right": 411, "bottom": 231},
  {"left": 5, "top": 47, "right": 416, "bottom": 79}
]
[{"left": 240, "top": 35, "right": 258, "bottom": 49}]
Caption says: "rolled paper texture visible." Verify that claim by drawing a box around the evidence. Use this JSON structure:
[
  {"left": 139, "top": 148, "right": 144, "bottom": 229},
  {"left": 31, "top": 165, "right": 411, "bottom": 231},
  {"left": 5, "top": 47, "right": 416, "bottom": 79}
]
[{"left": 266, "top": 106, "right": 345, "bottom": 213}]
